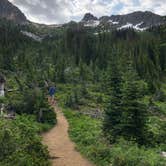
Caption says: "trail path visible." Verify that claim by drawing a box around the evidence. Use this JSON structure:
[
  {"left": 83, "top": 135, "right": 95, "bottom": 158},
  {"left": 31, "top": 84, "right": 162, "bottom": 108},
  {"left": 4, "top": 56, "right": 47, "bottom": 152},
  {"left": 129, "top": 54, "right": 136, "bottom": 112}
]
[{"left": 42, "top": 104, "right": 94, "bottom": 166}]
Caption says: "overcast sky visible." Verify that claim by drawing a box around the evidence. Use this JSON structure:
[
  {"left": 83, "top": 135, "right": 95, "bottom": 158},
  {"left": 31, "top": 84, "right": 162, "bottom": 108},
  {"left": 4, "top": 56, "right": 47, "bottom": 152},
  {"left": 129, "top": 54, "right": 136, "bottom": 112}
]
[{"left": 9, "top": 0, "right": 166, "bottom": 24}]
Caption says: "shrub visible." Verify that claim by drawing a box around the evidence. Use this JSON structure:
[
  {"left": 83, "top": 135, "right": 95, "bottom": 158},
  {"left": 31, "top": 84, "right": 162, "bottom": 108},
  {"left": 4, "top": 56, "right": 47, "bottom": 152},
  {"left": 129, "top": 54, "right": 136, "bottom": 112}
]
[
  {"left": 40, "top": 107, "right": 57, "bottom": 125},
  {"left": 111, "top": 139, "right": 166, "bottom": 166},
  {"left": 64, "top": 109, "right": 166, "bottom": 166},
  {"left": 0, "top": 116, "right": 50, "bottom": 166},
  {"left": 8, "top": 88, "right": 56, "bottom": 127}
]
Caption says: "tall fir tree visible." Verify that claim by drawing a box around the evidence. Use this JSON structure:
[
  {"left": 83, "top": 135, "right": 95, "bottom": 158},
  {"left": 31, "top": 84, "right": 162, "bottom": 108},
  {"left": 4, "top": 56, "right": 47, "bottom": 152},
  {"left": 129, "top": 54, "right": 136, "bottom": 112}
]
[
  {"left": 120, "top": 62, "right": 148, "bottom": 144},
  {"left": 103, "top": 51, "right": 123, "bottom": 142}
]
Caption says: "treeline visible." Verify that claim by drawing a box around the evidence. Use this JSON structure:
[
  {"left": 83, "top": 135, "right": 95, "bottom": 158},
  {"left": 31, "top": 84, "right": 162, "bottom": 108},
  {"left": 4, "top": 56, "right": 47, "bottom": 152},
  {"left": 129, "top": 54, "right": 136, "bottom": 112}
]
[
  {"left": 63, "top": 26, "right": 165, "bottom": 91},
  {"left": 0, "top": 19, "right": 165, "bottom": 90}
]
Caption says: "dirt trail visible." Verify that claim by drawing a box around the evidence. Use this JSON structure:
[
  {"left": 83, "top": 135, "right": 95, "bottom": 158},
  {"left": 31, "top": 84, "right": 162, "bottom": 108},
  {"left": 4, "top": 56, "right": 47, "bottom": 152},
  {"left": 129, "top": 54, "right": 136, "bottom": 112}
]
[{"left": 42, "top": 104, "right": 94, "bottom": 166}]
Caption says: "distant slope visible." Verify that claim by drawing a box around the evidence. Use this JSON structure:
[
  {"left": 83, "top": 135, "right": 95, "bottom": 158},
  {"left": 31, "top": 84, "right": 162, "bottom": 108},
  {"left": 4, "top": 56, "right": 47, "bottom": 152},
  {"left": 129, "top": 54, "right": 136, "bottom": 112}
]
[{"left": 80, "top": 11, "right": 166, "bottom": 31}]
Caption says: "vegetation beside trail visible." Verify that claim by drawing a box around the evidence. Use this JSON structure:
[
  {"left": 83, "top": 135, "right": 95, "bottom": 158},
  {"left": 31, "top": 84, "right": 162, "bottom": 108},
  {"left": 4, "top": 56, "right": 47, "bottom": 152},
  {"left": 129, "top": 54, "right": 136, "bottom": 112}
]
[
  {"left": 0, "top": 115, "right": 50, "bottom": 166},
  {"left": 0, "top": 73, "right": 56, "bottom": 165},
  {"left": 64, "top": 109, "right": 166, "bottom": 166},
  {"left": 0, "top": 92, "right": 56, "bottom": 166},
  {"left": 57, "top": 78, "right": 166, "bottom": 166}
]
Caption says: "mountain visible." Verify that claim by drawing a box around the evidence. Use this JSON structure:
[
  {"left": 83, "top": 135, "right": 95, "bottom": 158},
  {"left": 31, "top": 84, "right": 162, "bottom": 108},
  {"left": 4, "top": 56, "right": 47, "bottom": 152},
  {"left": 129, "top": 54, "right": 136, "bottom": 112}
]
[
  {"left": 0, "top": 0, "right": 165, "bottom": 31},
  {"left": 80, "top": 11, "right": 166, "bottom": 31},
  {"left": 82, "top": 13, "right": 98, "bottom": 22},
  {"left": 0, "top": 0, "right": 27, "bottom": 24},
  {"left": 81, "top": 13, "right": 100, "bottom": 27}
]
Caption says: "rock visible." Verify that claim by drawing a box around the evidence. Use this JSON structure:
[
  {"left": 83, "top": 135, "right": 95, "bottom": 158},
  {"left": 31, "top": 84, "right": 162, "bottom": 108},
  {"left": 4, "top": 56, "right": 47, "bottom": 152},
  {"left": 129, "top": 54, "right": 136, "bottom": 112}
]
[{"left": 161, "top": 151, "right": 166, "bottom": 158}]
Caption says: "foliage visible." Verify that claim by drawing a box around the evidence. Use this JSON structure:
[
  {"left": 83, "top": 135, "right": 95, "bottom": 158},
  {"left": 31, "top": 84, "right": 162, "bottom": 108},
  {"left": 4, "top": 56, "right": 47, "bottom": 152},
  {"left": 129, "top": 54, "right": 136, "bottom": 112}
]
[
  {"left": 7, "top": 88, "right": 56, "bottom": 126},
  {"left": 104, "top": 61, "right": 148, "bottom": 144},
  {"left": 103, "top": 54, "right": 123, "bottom": 142},
  {"left": 0, "top": 115, "right": 50, "bottom": 166},
  {"left": 64, "top": 109, "right": 166, "bottom": 166},
  {"left": 111, "top": 139, "right": 166, "bottom": 166},
  {"left": 64, "top": 109, "right": 112, "bottom": 166},
  {"left": 0, "top": 77, "right": 56, "bottom": 165},
  {"left": 120, "top": 64, "right": 148, "bottom": 144}
]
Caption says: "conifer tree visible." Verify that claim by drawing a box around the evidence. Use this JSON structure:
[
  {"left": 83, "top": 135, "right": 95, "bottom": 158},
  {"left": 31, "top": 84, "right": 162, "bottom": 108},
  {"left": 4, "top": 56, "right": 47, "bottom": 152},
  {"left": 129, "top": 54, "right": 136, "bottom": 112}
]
[
  {"left": 103, "top": 52, "right": 123, "bottom": 142},
  {"left": 120, "top": 63, "right": 147, "bottom": 144}
]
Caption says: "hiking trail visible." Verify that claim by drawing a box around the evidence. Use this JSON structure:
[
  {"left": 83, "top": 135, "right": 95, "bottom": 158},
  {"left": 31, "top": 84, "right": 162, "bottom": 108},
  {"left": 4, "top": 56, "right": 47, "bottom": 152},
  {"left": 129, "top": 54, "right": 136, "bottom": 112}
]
[{"left": 42, "top": 103, "right": 94, "bottom": 166}]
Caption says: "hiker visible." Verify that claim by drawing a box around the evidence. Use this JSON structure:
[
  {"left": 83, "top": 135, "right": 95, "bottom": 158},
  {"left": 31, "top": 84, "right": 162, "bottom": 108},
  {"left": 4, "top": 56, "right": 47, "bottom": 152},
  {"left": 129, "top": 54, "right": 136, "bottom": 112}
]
[{"left": 49, "top": 85, "right": 56, "bottom": 104}]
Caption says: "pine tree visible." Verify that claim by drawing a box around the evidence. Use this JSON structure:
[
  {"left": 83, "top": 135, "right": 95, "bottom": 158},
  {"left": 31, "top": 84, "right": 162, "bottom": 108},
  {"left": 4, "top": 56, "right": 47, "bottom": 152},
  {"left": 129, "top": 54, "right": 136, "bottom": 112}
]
[
  {"left": 120, "top": 63, "right": 147, "bottom": 144},
  {"left": 103, "top": 52, "right": 123, "bottom": 142}
]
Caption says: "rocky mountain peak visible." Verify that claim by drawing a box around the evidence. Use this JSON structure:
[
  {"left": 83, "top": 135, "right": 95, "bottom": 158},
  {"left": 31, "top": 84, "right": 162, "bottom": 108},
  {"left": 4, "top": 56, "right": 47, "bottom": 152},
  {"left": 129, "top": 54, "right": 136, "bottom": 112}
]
[
  {"left": 0, "top": 0, "right": 27, "bottom": 24},
  {"left": 82, "top": 13, "right": 98, "bottom": 22},
  {"left": 81, "top": 11, "right": 165, "bottom": 31}
]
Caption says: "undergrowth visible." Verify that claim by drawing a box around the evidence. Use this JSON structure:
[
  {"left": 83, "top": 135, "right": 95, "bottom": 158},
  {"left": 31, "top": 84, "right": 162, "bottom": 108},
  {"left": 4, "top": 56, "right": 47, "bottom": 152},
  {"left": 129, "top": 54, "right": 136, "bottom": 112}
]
[{"left": 64, "top": 109, "right": 166, "bottom": 166}]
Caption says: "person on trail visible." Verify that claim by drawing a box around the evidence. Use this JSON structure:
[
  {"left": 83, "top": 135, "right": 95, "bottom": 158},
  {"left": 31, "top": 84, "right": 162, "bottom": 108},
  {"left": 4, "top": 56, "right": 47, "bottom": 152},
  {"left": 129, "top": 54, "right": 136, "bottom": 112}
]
[{"left": 49, "top": 85, "right": 56, "bottom": 104}]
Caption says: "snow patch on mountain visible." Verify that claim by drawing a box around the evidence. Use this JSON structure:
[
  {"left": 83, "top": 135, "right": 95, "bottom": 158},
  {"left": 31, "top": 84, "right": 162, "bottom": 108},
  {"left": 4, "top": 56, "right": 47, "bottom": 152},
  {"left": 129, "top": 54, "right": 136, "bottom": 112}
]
[
  {"left": 118, "top": 23, "right": 133, "bottom": 30},
  {"left": 134, "top": 22, "right": 147, "bottom": 31},
  {"left": 118, "top": 22, "right": 148, "bottom": 31},
  {"left": 21, "top": 31, "right": 42, "bottom": 42},
  {"left": 109, "top": 20, "right": 119, "bottom": 25}
]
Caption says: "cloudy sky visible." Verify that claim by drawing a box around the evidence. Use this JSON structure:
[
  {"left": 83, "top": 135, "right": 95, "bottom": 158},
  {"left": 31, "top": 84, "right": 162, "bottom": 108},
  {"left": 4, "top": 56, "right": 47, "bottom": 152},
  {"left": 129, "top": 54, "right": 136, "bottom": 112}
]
[{"left": 9, "top": 0, "right": 166, "bottom": 24}]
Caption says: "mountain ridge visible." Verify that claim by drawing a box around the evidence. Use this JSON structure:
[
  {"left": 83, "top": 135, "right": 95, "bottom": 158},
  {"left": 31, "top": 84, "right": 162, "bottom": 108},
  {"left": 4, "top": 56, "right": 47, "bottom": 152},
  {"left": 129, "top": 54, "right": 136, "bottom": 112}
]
[
  {"left": 80, "top": 11, "right": 166, "bottom": 31},
  {"left": 0, "top": 0, "right": 165, "bottom": 31}
]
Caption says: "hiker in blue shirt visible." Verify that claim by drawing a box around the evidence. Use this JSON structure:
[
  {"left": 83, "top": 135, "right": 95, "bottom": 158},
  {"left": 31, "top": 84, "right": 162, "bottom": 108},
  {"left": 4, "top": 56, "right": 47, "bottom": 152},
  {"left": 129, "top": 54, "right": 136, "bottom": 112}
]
[{"left": 49, "top": 85, "right": 56, "bottom": 104}]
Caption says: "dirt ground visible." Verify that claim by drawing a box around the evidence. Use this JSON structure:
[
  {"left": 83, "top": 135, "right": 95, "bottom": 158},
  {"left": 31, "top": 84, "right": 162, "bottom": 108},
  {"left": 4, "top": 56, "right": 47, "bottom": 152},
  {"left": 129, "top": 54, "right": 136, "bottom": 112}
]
[{"left": 42, "top": 105, "right": 94, "bottom": 166}]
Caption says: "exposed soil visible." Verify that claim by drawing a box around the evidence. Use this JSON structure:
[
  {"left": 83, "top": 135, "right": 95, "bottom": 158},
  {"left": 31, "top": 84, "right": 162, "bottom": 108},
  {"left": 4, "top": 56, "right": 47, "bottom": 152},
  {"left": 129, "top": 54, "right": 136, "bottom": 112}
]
[{"left": 42, "top": 104, "right": 94, "bottom": 166}]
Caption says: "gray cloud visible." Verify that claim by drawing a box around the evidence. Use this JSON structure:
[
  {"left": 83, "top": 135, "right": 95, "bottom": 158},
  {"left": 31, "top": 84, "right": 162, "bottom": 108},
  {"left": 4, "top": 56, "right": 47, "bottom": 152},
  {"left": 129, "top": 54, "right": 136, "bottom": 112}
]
[
  {"left": 10, "top": 0, "right": 72, "bottom": 24},
  {"left": 9, "top": 0, "right": 166, "bottom": 24}
]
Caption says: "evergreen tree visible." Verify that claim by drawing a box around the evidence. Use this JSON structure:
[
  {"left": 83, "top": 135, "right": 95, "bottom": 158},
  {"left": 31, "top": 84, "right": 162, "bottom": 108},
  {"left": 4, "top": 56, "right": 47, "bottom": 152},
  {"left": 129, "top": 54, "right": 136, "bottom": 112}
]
[
  {"left": 103, "top": 52, "right": 123, "bottom": 142},
  {"left": 120, "top": 63, "right": 148, "bottom": 144}
]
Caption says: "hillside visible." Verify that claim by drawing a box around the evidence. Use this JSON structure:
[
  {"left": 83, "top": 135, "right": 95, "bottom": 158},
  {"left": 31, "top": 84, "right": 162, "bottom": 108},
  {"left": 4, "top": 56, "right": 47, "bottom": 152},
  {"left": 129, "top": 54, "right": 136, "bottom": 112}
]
[
  {"left": 0, "top": 0, "right": 27, "bottom": 24},
  {"left": 0, "top": 0, "right": 166, "bottom": 166}
]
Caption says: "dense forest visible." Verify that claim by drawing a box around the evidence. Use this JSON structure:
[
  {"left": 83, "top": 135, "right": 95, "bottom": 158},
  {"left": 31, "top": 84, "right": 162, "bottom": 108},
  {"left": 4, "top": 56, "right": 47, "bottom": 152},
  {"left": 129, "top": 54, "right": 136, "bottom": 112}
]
[{"left": 0, "top": 18, "right": 166, "bottom": 165}]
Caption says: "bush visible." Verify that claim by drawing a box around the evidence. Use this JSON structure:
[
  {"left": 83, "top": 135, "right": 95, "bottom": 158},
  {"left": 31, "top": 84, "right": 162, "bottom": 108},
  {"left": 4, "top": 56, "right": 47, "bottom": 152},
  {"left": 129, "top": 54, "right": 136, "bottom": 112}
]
[
  {"left": 8, "top": 88, "right": 56, "bottom": 127},
  {"left": 64, "top": 109, "right": 166, "bottom": 166},
  {"left": 0, "top": 115, "right": 50, "bottom": 166},
  {"left": 111, "top": 139, "right": 166, "bottom": 166},
  {"left": 64, "top": 90, "right": 80, "bottom": 108},
  {"left": 0, "top": 97, "right": 7, "bottom": 104},
  {"left": 154, "top": 90, "right": 166, "bottom": 102},
  {"left": 64, "top": 109, "right": 112, "bottom": 166},
  {"left": 40, "top": 107, "right": 57, "bottom": 125}
]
